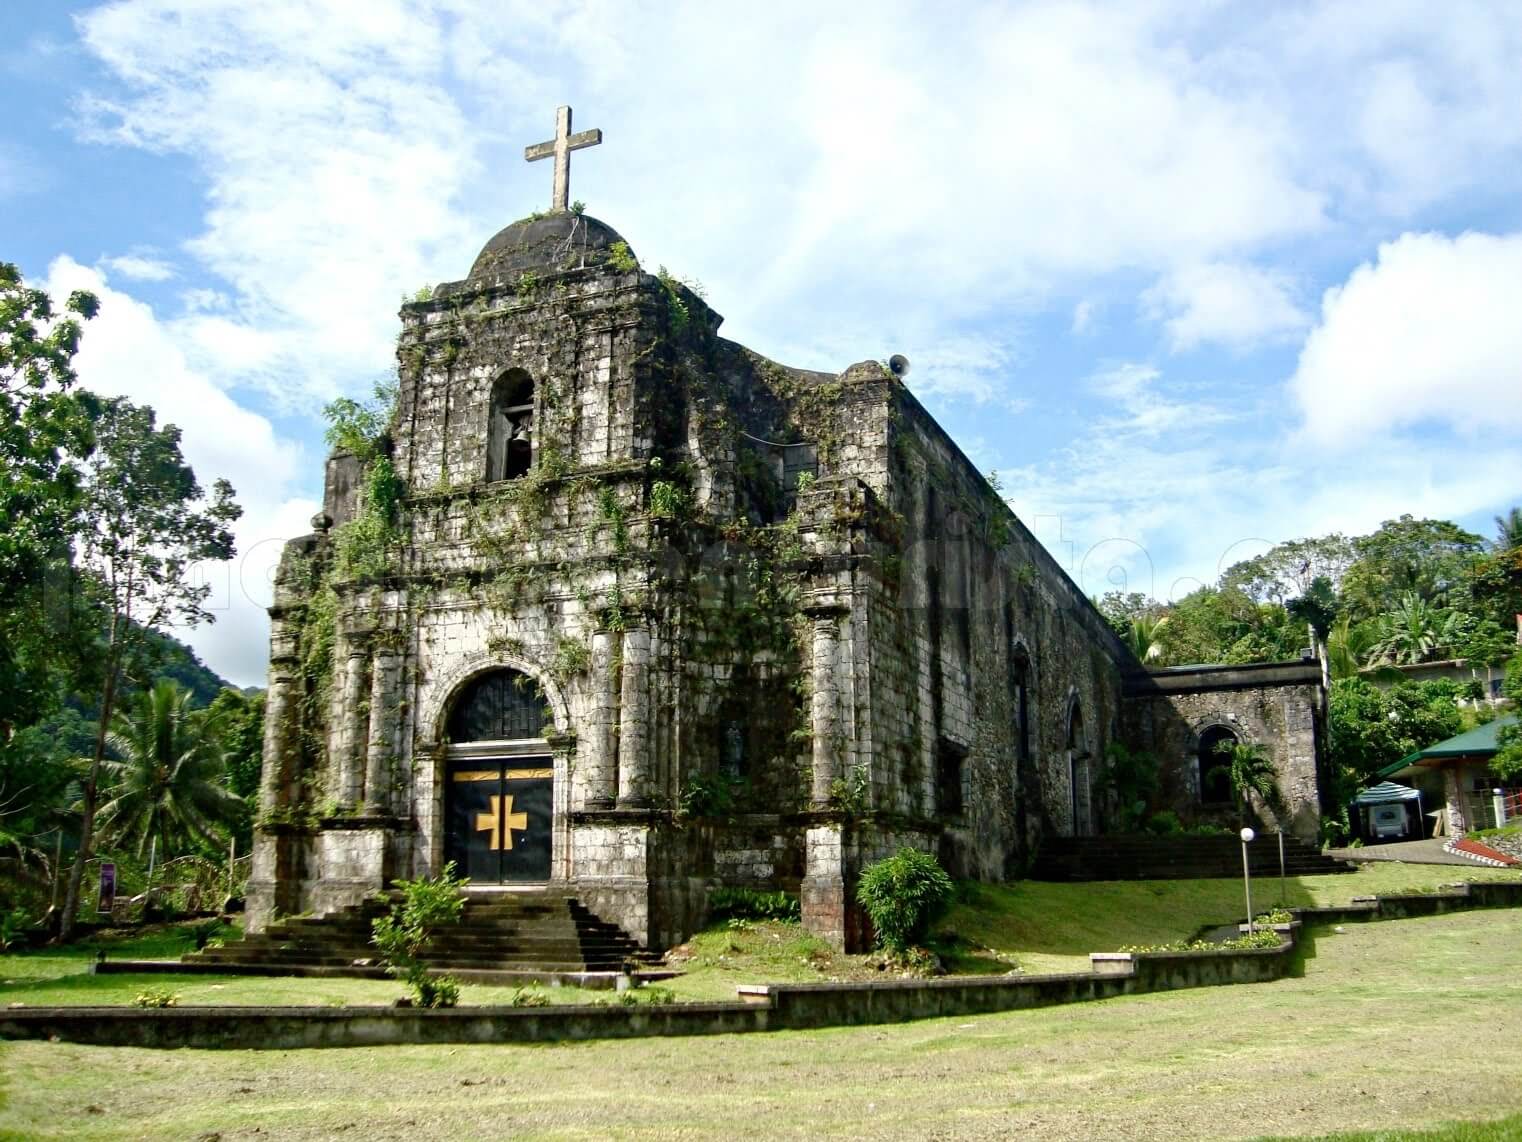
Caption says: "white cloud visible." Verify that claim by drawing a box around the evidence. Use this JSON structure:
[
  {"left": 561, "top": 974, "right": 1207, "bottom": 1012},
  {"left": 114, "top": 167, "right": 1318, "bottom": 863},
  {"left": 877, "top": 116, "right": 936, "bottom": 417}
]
[
  {"left": 1290, "top": 230, "right": 1522, "bottom": 442},
  {"left": 43, "top": 256, "right": 318, "bottom": 687},
  {"left": 1142, "top": 262, "right": 1308, "bottom": 352},
  {"left": 74, "top": 0, "right": 484, "bottom": 408},
  {"left": 100, "top": 252, "right": 175, "bottom": 281},
  {"left": 1071, "top": 300, "right": 1098, "bottom": 336}
]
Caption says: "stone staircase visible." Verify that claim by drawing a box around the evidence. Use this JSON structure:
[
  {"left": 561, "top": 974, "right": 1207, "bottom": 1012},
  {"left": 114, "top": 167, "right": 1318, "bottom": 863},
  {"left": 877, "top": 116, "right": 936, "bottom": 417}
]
[
  {"left": 1030, "top": 834, "right": 1355, "bottom": 882},
  {"left": 187, "top": 891, "right": 649, "bottom": 976}
]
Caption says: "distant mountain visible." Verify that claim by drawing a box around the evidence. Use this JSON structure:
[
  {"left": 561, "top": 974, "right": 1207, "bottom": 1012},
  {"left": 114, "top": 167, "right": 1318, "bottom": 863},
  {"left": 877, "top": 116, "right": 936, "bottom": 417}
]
[{"left": 136, "top": 626, "right": 234, "bottom": 706}]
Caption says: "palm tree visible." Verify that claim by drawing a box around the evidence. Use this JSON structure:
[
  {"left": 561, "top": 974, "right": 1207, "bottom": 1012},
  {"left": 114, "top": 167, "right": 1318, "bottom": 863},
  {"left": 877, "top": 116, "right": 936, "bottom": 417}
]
[
  {"left": 1208, "top": 739, "right": 1283, "bottom": 826},
  {"left": 95, "top": 681, "right": 242, "bottom": 859},
  {"left": 1125, "top": 614, "right": 1170, "bottom": 663},
  {"left": 1495, "top": 506, "right": 1522, "bottom": 553},
  {"left": 1368, "top": 592, "right": 1462, "bottom": 665}
]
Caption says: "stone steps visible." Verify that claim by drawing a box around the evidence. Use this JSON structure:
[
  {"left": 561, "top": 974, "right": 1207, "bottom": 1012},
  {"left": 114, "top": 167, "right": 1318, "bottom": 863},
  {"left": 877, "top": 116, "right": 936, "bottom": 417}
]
[
  {"left": 184, "top": 891, "right": 649, "bottom": 975},
  {"left": 1030, "top": 835, "right": 1355, "bottom": 881}
]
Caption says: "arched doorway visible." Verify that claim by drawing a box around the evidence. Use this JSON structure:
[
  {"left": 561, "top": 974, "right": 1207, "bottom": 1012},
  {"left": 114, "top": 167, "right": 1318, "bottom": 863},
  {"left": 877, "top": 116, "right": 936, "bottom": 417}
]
[
  {"left": 1197, "top": 725, "right": 1238, "bottom": 806},
  {"left": 443, "top": 669, "right": 553, "bottom": 883}
]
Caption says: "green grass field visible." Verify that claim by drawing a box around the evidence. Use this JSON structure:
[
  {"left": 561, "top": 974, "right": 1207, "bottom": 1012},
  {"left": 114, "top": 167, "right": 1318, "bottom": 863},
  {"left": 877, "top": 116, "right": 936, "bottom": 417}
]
[
  {"left": 2, "top": 907, "right": 1520, "bottom": 1140},
  {"left": 2, "top": 863, "right": 1516, "bottom": 1008}
]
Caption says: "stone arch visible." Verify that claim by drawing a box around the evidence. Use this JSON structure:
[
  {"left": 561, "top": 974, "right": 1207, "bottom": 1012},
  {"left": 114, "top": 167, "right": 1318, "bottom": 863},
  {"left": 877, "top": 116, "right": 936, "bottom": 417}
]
[
  {"left": 423, "top": 651, "right": 571, "bottom": 751},
  {"left": 486, "top": 367, "right": 535, "bottom": 481},
  {"left": 1063, "top": 688, "right": 1094, "bottom": 837},
  {"left": 1192, "top": 716, "right": 1241, "bottom": 806}
]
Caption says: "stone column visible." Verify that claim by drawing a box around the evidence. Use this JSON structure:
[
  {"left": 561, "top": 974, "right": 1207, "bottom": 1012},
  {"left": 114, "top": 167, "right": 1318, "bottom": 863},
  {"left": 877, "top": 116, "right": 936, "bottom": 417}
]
[
  {"left": 259, "top": 617, "right": 302, "bottom": 812},
  {"left": 363, "top": 649, "right": 400, "bottom": 815},
  {"left": 808, "top": 614, "right": 843, "bottom": 808},
  {"left": 617, "top": 627, "right": 651, "bottom": 808},
  {"left": 583, "top": 628, "right": 619, "bottom": 810},
  {"left": 335, "top": 647, "right": 370, "bottom": 810}
]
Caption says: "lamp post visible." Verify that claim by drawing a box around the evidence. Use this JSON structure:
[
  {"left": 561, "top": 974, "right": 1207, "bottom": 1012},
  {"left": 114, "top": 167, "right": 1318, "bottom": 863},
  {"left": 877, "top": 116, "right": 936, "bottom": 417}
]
[{"left": 1240, "top": 827, "right": 1256, "bottom": 935}]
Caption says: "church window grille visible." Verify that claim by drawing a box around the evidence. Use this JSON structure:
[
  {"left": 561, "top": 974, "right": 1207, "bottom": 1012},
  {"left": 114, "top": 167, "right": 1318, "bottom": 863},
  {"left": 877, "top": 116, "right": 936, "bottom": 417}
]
[{"left": 447, "top": 670, "right": 547, "bottom": 742}]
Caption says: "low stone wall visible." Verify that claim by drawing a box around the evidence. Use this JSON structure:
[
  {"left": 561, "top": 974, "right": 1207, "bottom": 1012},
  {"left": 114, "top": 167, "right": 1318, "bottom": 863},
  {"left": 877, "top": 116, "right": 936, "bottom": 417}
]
[
  {"left": 0, "top": 942, "right": 1295, "bottom": 1049},
  {"left": 5, "top": 881, "right": 1517, "bottom": 1050}
]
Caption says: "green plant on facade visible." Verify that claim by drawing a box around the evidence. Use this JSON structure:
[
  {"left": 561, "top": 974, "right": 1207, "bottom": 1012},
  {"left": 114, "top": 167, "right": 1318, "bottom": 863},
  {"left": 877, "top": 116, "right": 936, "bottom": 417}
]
[
  {"left": 551, "top": 636, "right": 591, "bottom": 682},
  {"left": 607, "top": 240, "right": 638, "bottom": 273},
  {"left": 828, "top": 764, "right": 870, "bottom": 815},
  {"left": 678, "top": 770, "right": 745, "bottom": 819},
  {"left": 370, "top": 862, "right": 468, "bottom": 1009},
  {"left": 856, "top": 848, "right": 954, "bottom": 955}
]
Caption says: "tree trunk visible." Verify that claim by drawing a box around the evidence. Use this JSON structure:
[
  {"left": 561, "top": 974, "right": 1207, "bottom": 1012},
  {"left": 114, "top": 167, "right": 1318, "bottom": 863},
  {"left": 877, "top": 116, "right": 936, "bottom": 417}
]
[{"left": 58, "top": 628, "right": 122, "bottom": 941}]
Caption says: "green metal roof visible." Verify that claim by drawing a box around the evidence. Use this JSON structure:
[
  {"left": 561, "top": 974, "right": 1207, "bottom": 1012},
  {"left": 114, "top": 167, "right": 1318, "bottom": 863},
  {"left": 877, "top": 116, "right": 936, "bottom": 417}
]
[{"left": 1377, "top": 713, "right": 1518, "bottom": 780}]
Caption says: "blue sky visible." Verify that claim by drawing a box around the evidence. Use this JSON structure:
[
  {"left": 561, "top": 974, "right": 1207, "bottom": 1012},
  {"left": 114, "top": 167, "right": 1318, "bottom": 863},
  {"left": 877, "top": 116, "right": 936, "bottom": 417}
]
[{"left": 4, "top": 1, "right": 1521, "bottom": 688}]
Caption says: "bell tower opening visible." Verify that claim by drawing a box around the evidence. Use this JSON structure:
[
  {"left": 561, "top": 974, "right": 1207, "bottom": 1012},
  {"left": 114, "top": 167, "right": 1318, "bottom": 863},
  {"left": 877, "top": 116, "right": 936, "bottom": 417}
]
[{"left": 487, "top": 369, "right": 535, "bottom": 482}]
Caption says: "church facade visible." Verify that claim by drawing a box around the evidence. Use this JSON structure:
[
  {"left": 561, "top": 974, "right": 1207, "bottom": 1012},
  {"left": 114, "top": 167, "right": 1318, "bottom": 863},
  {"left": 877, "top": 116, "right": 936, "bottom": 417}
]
[{"left": 249, "top": 203, "right": 1329, "bottom": 950}]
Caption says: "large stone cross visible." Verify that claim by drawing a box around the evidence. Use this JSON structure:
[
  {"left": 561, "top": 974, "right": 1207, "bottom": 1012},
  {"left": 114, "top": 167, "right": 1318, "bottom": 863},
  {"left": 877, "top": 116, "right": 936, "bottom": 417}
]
[{"left": 524, "top": 105, "right": 602, "bottom": 213}]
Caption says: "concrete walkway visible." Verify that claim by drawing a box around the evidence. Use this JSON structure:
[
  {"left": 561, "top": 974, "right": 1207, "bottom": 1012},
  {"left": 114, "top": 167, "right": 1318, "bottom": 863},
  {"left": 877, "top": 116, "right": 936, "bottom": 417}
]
[{"left": 1326, "top": 838, "right": 1476, "bottom": 866}]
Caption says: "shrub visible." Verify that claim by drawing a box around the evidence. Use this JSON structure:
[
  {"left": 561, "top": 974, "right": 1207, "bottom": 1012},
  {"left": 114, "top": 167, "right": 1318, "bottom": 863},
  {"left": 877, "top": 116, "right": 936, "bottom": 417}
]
[
  {"left": 133, "top": 989, "right": 179, "bottom": 1008},
  {"left": 856, "top": 848, "right": 954, "bottom": 954},
  {"left": 707, "top": 887, "right": 801, "bottom": 924},
  {"left": 506, "top": 987, "right": 550, "bottom": 1008},
  {"left": 371, "top": 862, "right": 468, "bottom": 1009},
  {"left": 1146, "top": 811, "right": 1183, "bottom": 836}
]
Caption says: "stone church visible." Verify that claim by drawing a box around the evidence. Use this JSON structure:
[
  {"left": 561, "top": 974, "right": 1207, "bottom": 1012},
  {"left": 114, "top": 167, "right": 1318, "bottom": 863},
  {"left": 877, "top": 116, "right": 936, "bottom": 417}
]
[{"left": 249, "top": 110, "right": 1328, "bottom": 950}]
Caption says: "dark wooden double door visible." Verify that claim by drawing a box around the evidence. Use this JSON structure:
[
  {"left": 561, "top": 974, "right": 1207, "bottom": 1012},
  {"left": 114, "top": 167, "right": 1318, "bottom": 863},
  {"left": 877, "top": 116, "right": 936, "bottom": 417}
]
[{"left": 444, "top": 757, "right": 553, "bottom": 883}]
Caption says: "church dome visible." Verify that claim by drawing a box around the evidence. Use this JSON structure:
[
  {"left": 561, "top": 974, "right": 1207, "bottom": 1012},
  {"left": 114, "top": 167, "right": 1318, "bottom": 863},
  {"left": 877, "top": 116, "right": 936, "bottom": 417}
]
[{"left": 468, "top": 212, "right": 630, "bottom": 280}]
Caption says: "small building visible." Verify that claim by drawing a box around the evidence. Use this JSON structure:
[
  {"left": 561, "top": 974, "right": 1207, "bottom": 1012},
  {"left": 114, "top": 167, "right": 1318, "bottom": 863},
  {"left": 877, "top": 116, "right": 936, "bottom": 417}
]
[{"left": 1379, "top": 715, "right": 1520, "bottom": 834}]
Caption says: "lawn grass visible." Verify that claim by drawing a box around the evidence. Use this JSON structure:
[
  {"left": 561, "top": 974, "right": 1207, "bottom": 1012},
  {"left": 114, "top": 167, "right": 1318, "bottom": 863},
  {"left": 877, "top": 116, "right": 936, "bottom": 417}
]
[
  {"left": 2, "top": 908, "right": 1520, "bottom": 1140},
  {"left": 3, "top": 863, "right": 1515, "bottom": 1007},
  {"left": 1273, "top": 1116, "right": 1522, "bottom": 1142}
]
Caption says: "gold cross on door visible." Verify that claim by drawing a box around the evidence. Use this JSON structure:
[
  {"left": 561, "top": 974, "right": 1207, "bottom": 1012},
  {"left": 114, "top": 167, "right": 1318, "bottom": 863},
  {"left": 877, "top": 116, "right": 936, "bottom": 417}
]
[{"left": 475, "top": 795, "right": 529, "bottom": 851}]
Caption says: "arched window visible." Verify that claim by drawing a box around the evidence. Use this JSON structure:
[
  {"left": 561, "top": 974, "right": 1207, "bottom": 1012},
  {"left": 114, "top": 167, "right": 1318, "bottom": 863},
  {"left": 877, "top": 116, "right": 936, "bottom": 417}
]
[
  {"left": 1197, "top": 725, "right": 1238, "bottom": 805},
  {"left": 1067, "top": 701, "right": 1091, "bottom": 836},
  {"left": 486, "top": 369, "right": 534, "bottom": 481},
  {"left": 1011, "top": 644, "right": 1032, "bottom": 769},
  {"left": 447, "top": 669, "right": 547, "bottom": 742}
]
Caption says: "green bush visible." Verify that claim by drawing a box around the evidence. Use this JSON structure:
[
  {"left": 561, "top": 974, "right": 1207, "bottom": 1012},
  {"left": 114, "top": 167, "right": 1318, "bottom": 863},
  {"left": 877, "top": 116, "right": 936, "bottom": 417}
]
[
  {"left": 1146, "top": 811, "right": 1183, "bottom": 835},
  {"left": 856, "top": 848, "right": 954, "bottom": 954},
  {"left": 707, "top": 887, "right": 801, "bottom": 924},
  {"left": 371, "top": 862, "right": 468, "bottom": 1009}
]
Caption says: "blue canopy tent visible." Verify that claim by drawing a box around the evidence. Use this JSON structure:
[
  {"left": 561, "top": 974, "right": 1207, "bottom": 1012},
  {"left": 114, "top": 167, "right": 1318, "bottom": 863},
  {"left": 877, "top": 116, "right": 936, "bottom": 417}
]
[{"left": 1350, "top": 781, "right": 1424, "bottom": 842}]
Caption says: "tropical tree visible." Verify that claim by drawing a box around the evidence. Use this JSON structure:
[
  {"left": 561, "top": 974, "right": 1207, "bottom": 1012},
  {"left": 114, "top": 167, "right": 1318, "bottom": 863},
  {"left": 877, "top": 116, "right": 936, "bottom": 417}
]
[
  {"left": 1494, "top": 506, "right": 1522, "bottom": 553},
  {"left": 95, "top": 681, "right": 242, "bottom": 860},
  {"left": 59, "top": 399, "right": 240, "bottom": 939},
  {"left": 1341, "top": 515, "right": 1485, "bottom": 620},
  {"left": 1208, "top": 739, "right": 1282, "bottom": 826},
  {"left": 1287, "top": 574, "right": 1340, "bottom": 668},
  {"left": 1368, "top": 592, "right": 1463, "bottom": 665},
  {"left": 1124, "top": 614, "right": 1170, "bottom": 663},
  {"left": 1326, "top": 615, "right": 1376, "bottom": 680}
]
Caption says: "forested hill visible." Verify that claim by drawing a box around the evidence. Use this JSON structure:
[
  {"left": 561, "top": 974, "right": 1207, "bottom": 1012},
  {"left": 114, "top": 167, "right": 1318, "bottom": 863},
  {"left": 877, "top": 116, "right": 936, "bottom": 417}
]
[{"left": 138, "top": 627, "right": 238, "bottom": 706}]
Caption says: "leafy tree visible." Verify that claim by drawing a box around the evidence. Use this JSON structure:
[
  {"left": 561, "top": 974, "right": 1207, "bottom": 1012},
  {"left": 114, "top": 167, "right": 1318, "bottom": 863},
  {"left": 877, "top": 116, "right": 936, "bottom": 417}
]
[
  {"left": 1206, "top": 739, "right": 1282, "bottom": 826},
  {"left": 1221, "top": 535, "right": 1355, "bottom": 604},
  {"left": 59, "top": 398, "right": 240, "bottom": 939},
  {"left": 1154, "top": 586, "right": 1304, "bottom": 667},
  {"left": 1095, "top": 591, "right": 1158, "bottom": 637},
  {"left": 0, "top": 261, "right": 100, "bottom": 606},
  {"left": 95, "top": 680, "right": 242, "bottom": 859},
  {"left": 1327, "top": 678, "right": 1464, "bottom": 797},
  {"left": 1326, "top": 615, "right": 1378, "bottom": 681},
  {"left": 205, "top": 687, "right": 264, "bottom": 851},
  {"left": 0, "top": 265, "right": 105, "bottom": 737},
  {"left": 1287, "top": 574, "right": 1341, "bottom": 668},
  {"left": 1368, "top": 592, "right": 1463, "bottom": 665},
  {"left": 1342, "top": 515, "right": 1484, "bottom": 619},
  {"left": 1493, "top": 723, "right": 1522, "bottom": 782}
]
